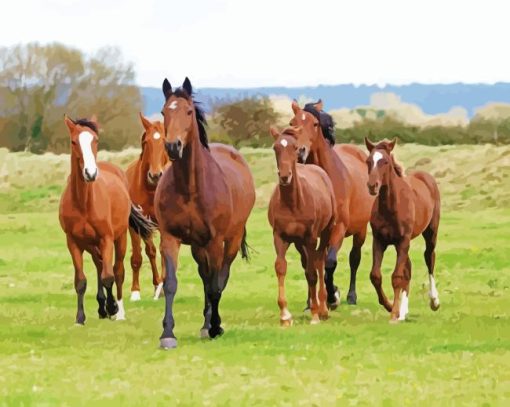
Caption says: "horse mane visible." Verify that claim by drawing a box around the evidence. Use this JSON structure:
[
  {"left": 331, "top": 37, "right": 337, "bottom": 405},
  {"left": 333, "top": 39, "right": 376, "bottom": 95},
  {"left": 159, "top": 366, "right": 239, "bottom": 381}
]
[
  {"left": 281, "top": 126, "right": 300, "bottom": 138},
  {"left": 172, "top": 88, "right": 209, "bottom": 150},
  {"left": 73, "top": 118, "right": 98, "bottom": 134},
  {"left": 303, "top": 102, "right": 335, "bottom": 146}
]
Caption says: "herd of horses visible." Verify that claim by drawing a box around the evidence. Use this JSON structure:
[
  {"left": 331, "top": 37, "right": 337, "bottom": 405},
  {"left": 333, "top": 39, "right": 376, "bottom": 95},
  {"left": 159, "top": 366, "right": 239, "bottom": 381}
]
[{"left": 58, "top": 77, "right": 441, "bottom": 349}]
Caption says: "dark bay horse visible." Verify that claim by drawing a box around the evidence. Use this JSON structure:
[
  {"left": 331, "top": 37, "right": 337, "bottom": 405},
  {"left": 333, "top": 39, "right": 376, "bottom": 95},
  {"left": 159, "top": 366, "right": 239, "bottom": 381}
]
[
  {"left": 155, "top": 77, "right": 255, "bottom": 349},
  {"left": 365, "top": 138, "right": 441, "bottom": 322},
  {"left": 59, "top": 116, "right": 155, "bottom": 324},
  {"left": 290, "top": 100, "right": 375, "bottom": 307},
  {"left": 268, "top": 126, "right": 336, "bottom": 325},
  {"left": 126, "top": 113, "right": 170, "bottom": 301}
]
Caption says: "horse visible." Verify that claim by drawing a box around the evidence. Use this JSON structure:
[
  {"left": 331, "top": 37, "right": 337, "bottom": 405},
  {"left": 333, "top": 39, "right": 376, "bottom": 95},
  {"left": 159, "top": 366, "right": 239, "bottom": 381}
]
[
  {"left": 268, "top": 126, "right": 336, "bottom": 325},
  {"left": 126, "top": 113, "right": 170, "bottom": 301},
  {"left": 364, "top": 138, "right": 441, "bottom": 322},
  {"left": 290, "top": 100, "right": 375, "bottom": 307},
  {"left": 59, "top": 115, "right": 155, "bottom": 324},
  {"left": 154, "top": 77, "right": 256, "bottom": 349}
]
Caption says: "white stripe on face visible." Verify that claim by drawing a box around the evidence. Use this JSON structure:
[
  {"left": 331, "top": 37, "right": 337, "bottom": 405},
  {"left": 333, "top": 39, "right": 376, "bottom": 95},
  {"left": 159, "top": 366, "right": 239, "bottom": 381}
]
[
  {"left": 301, "top": 113, "right": 306, "bottom": 121},
  {"left": 78, "top": 131, "right": 97, "bottom": 178},
  {"left": 153, "top": 132, "right": 161, "bottom": 140},
  {"left": 372, "top": 151, "right": 383, "bottom": 169},
  {"left": 169, "top": 101, "right": 178, "bottom": 110},
  {"left": 280, "top": 139, "right": 288, "bottom": 147}
]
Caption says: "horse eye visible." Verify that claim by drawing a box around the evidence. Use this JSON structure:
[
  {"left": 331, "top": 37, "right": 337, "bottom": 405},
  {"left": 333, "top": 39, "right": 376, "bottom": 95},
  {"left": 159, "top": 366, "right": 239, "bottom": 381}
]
[
  {"left": 313, "top": 123, "right": 319, "bottom": 127},
  {"left": 160, "top": 111, "right": 164, "bottom": 115},
  {"left": 71, "top": 141, "right": 77, "bottom": 145},
  {"left": 187, "top": 110, "right": 193, "bottom": 116}
]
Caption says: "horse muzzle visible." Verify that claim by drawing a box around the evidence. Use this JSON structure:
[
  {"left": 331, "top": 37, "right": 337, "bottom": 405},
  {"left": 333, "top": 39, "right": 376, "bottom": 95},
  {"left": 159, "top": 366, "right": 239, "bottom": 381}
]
[
  {"left": 147, "top": 170, "right": 163, "bottom": 185},
  {"left": 83, "top": 167, "right": 98, "bottom": 182},
  {"left": 165, "top": 140, "right": 183, "bottom": 161},
  {"left": 367, "top": 182, "right": 379, "bottom": 196},
  {"left": 279, "top": 173, "right": 293, "bottom": 186}
]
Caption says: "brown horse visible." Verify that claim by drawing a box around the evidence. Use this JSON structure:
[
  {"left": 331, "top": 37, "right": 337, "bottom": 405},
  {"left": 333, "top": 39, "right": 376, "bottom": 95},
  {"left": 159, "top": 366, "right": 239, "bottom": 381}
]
[
  {"left": 126, "top": 113, "right": 170, "bottom": 301},
  {"left": 290, "top": 100, "right": 374, "bottom": 307},
  {"left": 268, "top": 126, "right": 336, "bottom": 325},
  {"left": 59, "top": 115, "right": 155, "bottom": 324},
  {"left": 365, "top": 138, "right": 441, "bottom": 322},
  {"left": 155, "top": 77, "right": 255, "bottom": 349}
]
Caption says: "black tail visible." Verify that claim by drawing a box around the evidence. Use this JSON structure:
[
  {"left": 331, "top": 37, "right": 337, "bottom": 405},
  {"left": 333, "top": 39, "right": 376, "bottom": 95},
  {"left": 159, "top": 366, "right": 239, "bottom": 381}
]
[
  {"left": 129, "top": 204, "right": 157, "bottom": 240},
  {"left": 240, "top": 227, "right": 250, "bottom": 261}
]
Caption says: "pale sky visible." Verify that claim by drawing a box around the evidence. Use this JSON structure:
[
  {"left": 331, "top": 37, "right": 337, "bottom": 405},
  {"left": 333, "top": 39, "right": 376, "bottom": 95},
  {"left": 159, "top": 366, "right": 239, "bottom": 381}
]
[{"left": 2, "top": 0, "right": 509, "bottom": 88}]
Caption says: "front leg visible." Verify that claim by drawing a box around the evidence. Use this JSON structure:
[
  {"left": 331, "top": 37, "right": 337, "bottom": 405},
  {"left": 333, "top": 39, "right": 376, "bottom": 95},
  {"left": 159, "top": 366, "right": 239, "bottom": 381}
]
[
  {"left": 204, "top": 236, "right": 227, "bottom": 339},
  {"left": 274, "top": 234, "right": 291, "bottom": 326},
  {"left": 66, "top": 235, "right": 86, "bottom": 324},
  {"left": 100, "top": 236, "right": 117, "bottom": 317},
  {"left": 159, "top": 233, "right": 181, "bottom": 349},
  {"left": 390, "top": 239, "right": 411, "bottom": 322},
  {"left": 369, "top": 236, "right": 392, "bottom": 312}
]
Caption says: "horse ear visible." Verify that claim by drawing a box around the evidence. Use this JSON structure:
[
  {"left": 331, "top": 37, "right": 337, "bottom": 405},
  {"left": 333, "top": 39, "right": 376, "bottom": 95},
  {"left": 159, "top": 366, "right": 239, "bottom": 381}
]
[
  {"left": 162, "top": 78, "right": 172, "bottom": 100},
  {"left": 315, "top": 99, "right": 324, "bottom": 111},
  {"left": 291, "top": 100, "right": 300, "bottom": 114},
  {"left": 269, "top": 126, "right": 280, "bottom": 140},
  {"left": 89, "top": 114, "right": 98, "bottom": 125},
  {"left": 139, "top": 112, "right": 152, "bottom": 131},
  {"left": 388, "top": 137, "right": 397, "bottom": 152},
  {"left": 365, "top": 137, "right": 375, "bottom": 152},
  {"left": 182, "top": 77, "right": 193, "bottom": 96},
  {"left": 64, "top": 114, "right": 76, "bottom": 134}
]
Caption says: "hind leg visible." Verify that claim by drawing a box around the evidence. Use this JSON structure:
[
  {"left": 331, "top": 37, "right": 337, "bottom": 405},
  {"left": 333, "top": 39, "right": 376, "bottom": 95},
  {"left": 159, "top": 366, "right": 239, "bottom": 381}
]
[
  {"left": 398, "top": 257, "right": 412, "bottom": 321},
  {"left": 113, "top": 232, "right": 127, "bottom": 320},
  {"left": 370, "top": 237, "right": 392, "bottom": 312},
  {"left": 191, "top": 246, "right": 212, "bottom": 338},
  {"left": 129, "top": 227, "right": 143, "bottom": 301},
  {"left": 423, "top": 224, "right": 440, "bottom": 311},
  {"left": 347, "top": 227, "right": 367, "bottom": 305},
  {"left": 144, "top": 236, "right": 163, "bottom": 300}
]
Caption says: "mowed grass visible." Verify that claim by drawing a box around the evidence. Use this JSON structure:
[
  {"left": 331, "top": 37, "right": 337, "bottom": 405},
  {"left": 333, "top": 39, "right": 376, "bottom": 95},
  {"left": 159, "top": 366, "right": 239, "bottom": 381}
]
[{"left": 0, "top": 146, "right": 510, "bottom": 405}]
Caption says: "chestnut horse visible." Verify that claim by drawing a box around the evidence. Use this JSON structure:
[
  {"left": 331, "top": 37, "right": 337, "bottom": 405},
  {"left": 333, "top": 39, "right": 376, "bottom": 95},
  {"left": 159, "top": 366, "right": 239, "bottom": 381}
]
[
  {"left": 59, "top": 116, "right": 155, "bottom": 324},
  {"left": 290, "top": 100, "right": 374, "bottom": 307},
  {"left": 365, "top": 138, "right": 441, "bottom": 322},
  {"left": 268, "top": 126, "right": 336, "bottom": 325},
  {"left": 155, "top": 77, "right": 255, "bottom": 349},
  {"left": 126, "top": 113, "right": 170, "bottom": 301}
]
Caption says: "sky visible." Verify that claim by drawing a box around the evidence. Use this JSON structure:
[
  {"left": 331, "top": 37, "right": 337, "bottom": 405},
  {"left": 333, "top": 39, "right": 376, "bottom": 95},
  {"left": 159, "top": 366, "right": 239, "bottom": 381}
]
[{"left": 2, "top": 0, "right": 510, "bottom": 88}]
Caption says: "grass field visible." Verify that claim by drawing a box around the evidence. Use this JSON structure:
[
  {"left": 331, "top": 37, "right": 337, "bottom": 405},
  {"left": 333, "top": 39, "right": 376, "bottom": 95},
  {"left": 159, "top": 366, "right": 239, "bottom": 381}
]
[{"left": 0, "top": 145, "right": 509, "bottom": 405}]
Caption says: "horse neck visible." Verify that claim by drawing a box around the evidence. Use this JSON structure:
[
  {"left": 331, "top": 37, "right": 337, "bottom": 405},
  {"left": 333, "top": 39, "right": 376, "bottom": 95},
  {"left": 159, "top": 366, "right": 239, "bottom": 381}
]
[
  {"left": 311, "top": 133, "right": 347, "bottom": 179},
  {"left": 172, "top": 123, "right": 205, "bottom": 198},
  {"left": 279, "top": 162, "right": 303, "bottom": 210},
  {"left": 137, "top": 152, "right": 156, "bottom": 193},
  {"left": 69, "top": 154, "right": 93, "bottom": 211}
]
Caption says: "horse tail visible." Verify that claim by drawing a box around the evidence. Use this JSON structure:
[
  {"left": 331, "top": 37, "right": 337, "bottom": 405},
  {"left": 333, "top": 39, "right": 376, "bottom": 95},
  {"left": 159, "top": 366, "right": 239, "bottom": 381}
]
[
  {"left": 240, "top": 227, "right": 250, "bottom": 262},
  {"left": 129, "top": 204, "right": 157, "bottom": 240}
]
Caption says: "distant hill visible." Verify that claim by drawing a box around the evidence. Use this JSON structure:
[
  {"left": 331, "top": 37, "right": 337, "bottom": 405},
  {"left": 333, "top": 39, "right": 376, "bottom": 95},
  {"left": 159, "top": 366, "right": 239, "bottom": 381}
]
[{"left": 142, "top": 83, "right": 510, "bottom": 118}]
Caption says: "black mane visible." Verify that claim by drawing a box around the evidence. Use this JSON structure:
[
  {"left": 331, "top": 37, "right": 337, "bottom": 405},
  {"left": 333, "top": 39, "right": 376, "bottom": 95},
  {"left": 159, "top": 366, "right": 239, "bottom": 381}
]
[
  {"left": 172, "top": 88, "right": 209, "bottom": 150},
  {"left": 73, "top": 118, "right": 98, "bottom": 134},
  {"left": 303, "top": 102, "right": 335, "bottom": 146}
]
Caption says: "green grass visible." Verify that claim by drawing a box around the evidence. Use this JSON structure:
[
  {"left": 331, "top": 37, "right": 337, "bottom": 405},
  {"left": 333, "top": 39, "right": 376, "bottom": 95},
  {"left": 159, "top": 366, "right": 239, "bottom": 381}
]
[{"left": 0, "top": 147, "right": 509, "bottom": 405}]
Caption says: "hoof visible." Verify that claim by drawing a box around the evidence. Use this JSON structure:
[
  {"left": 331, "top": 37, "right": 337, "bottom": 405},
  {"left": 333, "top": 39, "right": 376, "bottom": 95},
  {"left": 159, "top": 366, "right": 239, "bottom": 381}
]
[
  {"left": 130, "top": 291, "right": 141, "bottom": 302},
  {"left": 98, "top": 307, "right": 108, "bottom": 319},
  {"left": 208, "top": 326, "right": 224, "bottom": 339},
  {"left": 430, "top": 298, "right": 440, "bottom": 311},
  {"left": 74, "top": 321, "right": 85, "bottom": 326},
  {"left": 153, "top": 282, "right": 163, "bottom": 300},
  {"left": 346, "top": 292, "right": 357, "bottom": 305},
  {"left": 200, "top": 328, "right": 210, "bottom": 339},
  {"left": 280, "top": 318, "right": 293, "bottom": 327},
  {"left": 389, "top": 317, "right": 400, "bottom": 325},
  {"left": 106, "top": 299, "right": 118, "bottom": 317},
  {"left": 75, "top": 312, "right": 86, "bottom": 325},
  {"left": 328, "top": 289, "right": 341, "bottom": 310},
  {"left": 302, "top": 306, "right": 311, "bottom": 314},
  {"left": 310, "top": 315, "right": 321, "bottom": 325},
  {"left": 160, "top": 337, "right": 178, "bottom": 349},
  {"left": 319, "top": 312, "right": 329, "bottom": 321}
]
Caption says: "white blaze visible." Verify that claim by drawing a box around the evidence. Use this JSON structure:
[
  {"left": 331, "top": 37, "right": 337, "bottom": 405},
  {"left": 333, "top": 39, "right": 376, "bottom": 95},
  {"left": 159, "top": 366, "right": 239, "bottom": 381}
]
[
  {"left": 372, "top": 151, "right": 383, "bottom": 169},
  {"left": 78, "top": 131, "right": 97, "bottom": 177},
  {"left": 153, "top": 132, "right": 161, "bottom": 140},
  {"left": 301, "top": 113, "right": 306, "bottom": 121},
  {"left": 169, "top": 101, "right": 178, "bottom": 110},
  {"left": 280, "top": 139, "right": 288, "bottom": 147}
]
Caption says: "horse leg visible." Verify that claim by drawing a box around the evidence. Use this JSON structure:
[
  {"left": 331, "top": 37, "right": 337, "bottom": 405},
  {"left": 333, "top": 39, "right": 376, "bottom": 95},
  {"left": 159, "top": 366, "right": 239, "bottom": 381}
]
[
  {"left": 296, "top": 244, "right": 310, "bottom": 312},
  {"left": 113, "top": 232, "right": 127, "bottom": 320},
  {"left": 423, "top": 223, "right": 440, "bottom": 311},
  {"left": 205, "top": 236, "right": 230, "bottom": 339},
  {"left": 129, "top": 227, "right": 142, "bottom": 301},
  {"left": 91, "top": 251, "right": 107, "bottom": 319},
  {"left": 191, "top": 246, "right": 212, "bottom": 338},
  {"left": 369, "top": 237, "right": 392, "bottom": 312},
  {"left": 305, "top": 241, "right": 320, "bottom": 324},
  {"left": 325, "top": 222, "right": 346, "bottom": 310},
  {"left": 398, "top": 257, "right": 412, "bottom": 321},
  {"left": 390, "top": 239, "right": 411, "bottom": 322},
  {"left": 67, "top": 236, "right": 86, "bottom": 324},
  {"left": 100, "top": 236, "right": 118, "bottom": 317},
  {"left": 347, "top": 227, "right": 367, "bottom": 305},
  {"left": 274, "top": 234, "right": 291, "bottom": 326},
  {"left": 144, "top": 236, "right": 163, "bottom": 300},
  {"left": 317, "top": 228, "right": 332, "bottom": 320},
  {"left": 159, "top": 233, "right": 180, "bottom": 349}
]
